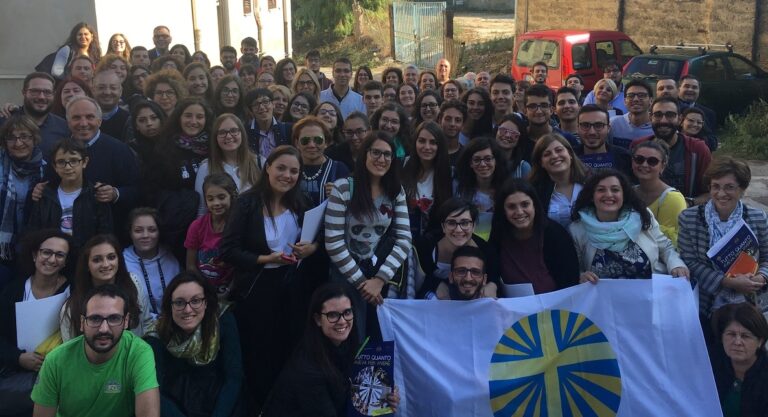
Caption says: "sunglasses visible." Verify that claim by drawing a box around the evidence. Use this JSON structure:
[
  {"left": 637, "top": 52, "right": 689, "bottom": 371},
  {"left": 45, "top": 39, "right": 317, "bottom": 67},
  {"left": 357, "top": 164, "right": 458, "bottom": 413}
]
[
  {"left": 632, "top": 155, "right": 661, "bottom": 167},
  {"left": 299, "top": 136, "right": 324, "bottom": 146}
]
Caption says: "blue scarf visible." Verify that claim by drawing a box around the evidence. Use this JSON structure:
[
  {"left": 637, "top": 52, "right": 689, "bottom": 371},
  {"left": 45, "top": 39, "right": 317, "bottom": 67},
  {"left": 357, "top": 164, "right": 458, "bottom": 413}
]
[
  {"left": 577, "top": 208, "right": 643, "bottom": 252},
  {"left": 0, "top": 147, "right": 44, "bottom": 260},
  {"left": 704, "top": 200, "right": 744, "bottom": 248}
]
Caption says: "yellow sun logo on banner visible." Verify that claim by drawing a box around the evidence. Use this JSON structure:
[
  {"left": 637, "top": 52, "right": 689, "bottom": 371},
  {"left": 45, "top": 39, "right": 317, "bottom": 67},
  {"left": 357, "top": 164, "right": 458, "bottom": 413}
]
[{"left": 489, "top": 309, "right": 622, "bottom": 416}]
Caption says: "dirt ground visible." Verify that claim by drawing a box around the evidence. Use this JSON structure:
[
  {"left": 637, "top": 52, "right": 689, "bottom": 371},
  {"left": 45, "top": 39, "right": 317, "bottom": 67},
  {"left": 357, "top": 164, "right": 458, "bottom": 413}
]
[{"left": 454, "top": 12, "right": 516, "bottom": 44}]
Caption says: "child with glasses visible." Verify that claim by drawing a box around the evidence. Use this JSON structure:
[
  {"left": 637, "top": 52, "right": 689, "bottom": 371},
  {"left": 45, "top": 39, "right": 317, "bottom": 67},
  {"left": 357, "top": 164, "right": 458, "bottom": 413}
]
[{"left": 28, "top": 138, "right": 112, "bottom": 252}]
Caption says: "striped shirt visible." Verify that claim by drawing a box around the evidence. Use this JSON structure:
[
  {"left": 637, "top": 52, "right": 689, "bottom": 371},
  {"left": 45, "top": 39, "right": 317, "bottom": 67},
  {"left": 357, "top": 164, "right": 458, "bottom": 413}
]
[
  {"left": 324, "top": 178, "right": 412, "bottom": 286},
  {"left": 678, "top": 204, "right": 768, "bottom": 316}
]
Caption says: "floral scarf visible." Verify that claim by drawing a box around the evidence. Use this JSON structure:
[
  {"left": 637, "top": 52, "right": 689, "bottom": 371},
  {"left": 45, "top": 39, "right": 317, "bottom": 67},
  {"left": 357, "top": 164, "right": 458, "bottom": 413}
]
[
  {"left": 704, "top": 199, "right": 744, "bottom": 248},
  {"left": 174, "top": 132, "right": 210, "bottom": 157},
  {"left": 0, "top": 147, "right": 43, "bottom": 260},
  {"left": 148, "top": 302, "right": 230, "bottom": 365}
]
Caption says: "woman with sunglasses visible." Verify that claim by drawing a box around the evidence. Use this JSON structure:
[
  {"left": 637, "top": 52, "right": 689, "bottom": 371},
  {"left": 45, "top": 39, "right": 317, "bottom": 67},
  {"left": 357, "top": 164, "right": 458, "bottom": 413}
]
[
  {"left": 325, "top": 132, "right": 411, "bottom": 338},
  {"left": 632, "top": 141, "right": 686, "bottom": 246},
  {"left": 262, "top": 283, "right": 400, "bottom": 416},
  {"left": 293, "top": 116, "right": 349, "bottom": 207},
  {"left": 145, "top": 271, "right": 243, "bottom": 417}
]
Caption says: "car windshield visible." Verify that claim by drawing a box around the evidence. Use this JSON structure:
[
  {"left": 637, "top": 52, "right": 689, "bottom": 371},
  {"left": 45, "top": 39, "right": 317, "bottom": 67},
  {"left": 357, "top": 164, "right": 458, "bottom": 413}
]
[
  {"left": 517, "top": 39, "right": 560, "bottom": 68},
  {"left": 624, "top": 58, "right": 684, "bottom": 80}
]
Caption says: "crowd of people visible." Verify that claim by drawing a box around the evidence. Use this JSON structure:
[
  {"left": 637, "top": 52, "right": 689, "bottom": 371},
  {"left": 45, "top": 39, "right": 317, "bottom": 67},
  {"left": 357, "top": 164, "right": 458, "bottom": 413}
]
[{"left": 0, "top": 21, "right": 766, "bottom": 417}]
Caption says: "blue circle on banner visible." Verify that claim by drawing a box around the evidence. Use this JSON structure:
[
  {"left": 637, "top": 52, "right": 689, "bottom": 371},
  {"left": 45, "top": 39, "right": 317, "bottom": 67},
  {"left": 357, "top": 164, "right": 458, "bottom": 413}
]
[{"left": 489, "top": 309, "right": 622, "bottom": 416}]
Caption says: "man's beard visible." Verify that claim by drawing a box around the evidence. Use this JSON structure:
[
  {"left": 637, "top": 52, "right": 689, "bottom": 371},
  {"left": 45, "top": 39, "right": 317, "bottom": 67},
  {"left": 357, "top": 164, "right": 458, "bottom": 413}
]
[{"left": 652, "top": 122, "right": 677, "bottom": 142}]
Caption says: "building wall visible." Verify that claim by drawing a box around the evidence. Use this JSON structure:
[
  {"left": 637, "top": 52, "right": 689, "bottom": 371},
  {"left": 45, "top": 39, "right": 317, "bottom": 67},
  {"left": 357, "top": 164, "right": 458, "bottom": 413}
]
[
  {"left": 515, "top": 0, "right": 767, "bottom": 70},
  {"left": 0, "top": 0, "right": 291, "bottom": 103},
  {"left": 0, "top": 1, "right": 97, "bottom": 103}
]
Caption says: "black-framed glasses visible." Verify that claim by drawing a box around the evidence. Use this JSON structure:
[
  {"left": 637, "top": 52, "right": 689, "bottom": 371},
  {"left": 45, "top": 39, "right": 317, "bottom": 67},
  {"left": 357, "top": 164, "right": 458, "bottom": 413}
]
[
  {"left": 632, "top": 155, "right": 661, "bottom": 167},
  {"left": 217, "top": 128, "right": 241, "bottom": 138},
  {"left": 471, "top": 156, "right": 495, "bottom": 166},
  {"left": 5, "top": 134, "right": 34, "bottom": 143},
  {"left": 154, "top": 90, "right": 177, "bottom": 98},
  {"left": 368, "top": 148, "right": 393, "bottom": 161},
  {"left": 452, "top": 267, "right": 483, "bottom": 278},
  {"left": 421, "top": 102, "right": 439, "bottom": 109},
  {"left": 53, "top": 158, "right": 83, "bottom": 168},
  {"left": 299, "top": 136, "right": 325, "bottom": 146},
  {"left": 443, "top": 219, "right": 473, "bottom": 230},
  {"left": 171, "top": 297, "right": 206, "bottom": 311},
  {"left": 250, "top": 98, "right": 272, "bottom": 109},
  {"left": 525, "top": 103, "right": 550, "bottom": 112},
  {"left": 343, "top": 128, "right": 368, "bottom": 137},
  {"left": 38, "top": 248, "right": 67, "bottom": 261},
  {"left": 651, "top": 111, "right": 678, "bottom": 120},
  {"left": 578, "top": 122, "right": 608, "bottom": 132},
  {"left": 320, "top": 308, "right": 354, "bottom": 323},
  {"left": 317, "top": 109, "right": 337, "bottom": 117},
  {"left": 83, "top": 314, "right": 125, "bottom": 328},
  {"left": 626, "top": 93, "right": 649, "bottom": 100},
  {"left": 291, "top": 102, "right": 309, "bottom": 110}
]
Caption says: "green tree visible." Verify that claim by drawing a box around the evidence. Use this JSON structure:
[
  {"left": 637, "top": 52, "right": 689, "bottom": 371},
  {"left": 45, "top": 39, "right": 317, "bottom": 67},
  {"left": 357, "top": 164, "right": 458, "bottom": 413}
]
[{"left": 294, "top": 0, "right": 388, "bottom": 39}]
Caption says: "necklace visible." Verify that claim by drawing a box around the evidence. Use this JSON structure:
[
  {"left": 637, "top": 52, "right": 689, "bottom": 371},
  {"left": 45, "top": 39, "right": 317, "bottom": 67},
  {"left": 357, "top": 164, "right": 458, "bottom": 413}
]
[{"left": 302, "top": 160, "right": 327, "bottom": 181}]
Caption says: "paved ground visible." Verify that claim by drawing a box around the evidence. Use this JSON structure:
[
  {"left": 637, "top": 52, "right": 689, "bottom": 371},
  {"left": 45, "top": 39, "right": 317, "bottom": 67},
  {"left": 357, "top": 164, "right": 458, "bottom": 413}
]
[{"left": 744, "top": 160, "right": 768, "bottom": 211}]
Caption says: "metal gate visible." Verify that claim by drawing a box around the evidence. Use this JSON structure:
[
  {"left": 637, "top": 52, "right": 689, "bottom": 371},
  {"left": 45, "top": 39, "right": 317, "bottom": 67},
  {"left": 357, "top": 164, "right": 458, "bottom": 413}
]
[{"left": 391, "top": 2, "right": 446, "bottom": 69}]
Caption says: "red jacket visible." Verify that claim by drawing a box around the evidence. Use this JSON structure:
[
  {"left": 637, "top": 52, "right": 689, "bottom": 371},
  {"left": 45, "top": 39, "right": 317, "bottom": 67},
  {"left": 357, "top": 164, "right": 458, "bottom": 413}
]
[{"left": 631, "top": 133, "right": 712, "bottom": 197}]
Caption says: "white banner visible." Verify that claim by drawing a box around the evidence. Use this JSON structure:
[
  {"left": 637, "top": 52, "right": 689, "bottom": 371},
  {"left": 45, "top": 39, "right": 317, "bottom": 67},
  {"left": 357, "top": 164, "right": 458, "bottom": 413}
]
[{"left": 378, "top": 278, "right": 722, "bottom": 417}]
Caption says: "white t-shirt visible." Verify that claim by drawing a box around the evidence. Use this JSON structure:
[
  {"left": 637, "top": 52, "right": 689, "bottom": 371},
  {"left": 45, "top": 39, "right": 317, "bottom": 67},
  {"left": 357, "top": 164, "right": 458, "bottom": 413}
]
[
  {"left": 57, "top": 187, "right": 81, "bottom": 235},
  {"left": 264, "top": 210, "right": 301, "bottom": 269}
]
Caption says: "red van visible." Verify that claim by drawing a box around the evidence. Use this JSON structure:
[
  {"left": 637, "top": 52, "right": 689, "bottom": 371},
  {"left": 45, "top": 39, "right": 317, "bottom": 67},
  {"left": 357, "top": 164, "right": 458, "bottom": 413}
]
[{"left": 511, "top": 30, "right": 643, "bottom": 91}]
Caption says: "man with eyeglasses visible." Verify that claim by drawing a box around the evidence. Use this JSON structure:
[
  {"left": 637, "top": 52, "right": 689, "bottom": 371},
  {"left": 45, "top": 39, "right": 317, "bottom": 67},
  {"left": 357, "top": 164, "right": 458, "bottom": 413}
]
[
  {"left": 148, "top": 26, "right": 172, "bottom": 62},
  {"left": 319, "top": 57, "right": 365, "bottom": 119},
  {"left": 31, "top": 284, "right": 160, "bottom": 417},
  {"left": 608, "top": 80, "right": 654, "bottom": 149},
  {"left": 436, "top": 246, "right": 490, "bottom": 300},
  {"left": 523, "top": 84, "right": 579, "bottom": 147},
  {"left": 573, "top": 105, "right": 631, "bottom": 177},
  {"left": 244, "top": 89, "right": 292, "bottom": 157},
  {"left": 583, "top": 60, "right": 627, "bottom": 113},
  {"left": 631, "top": 96, "right": 711, "bottom": 203},
  {"left": 0, "top": 72, "right": 69, "bottom": 157}
]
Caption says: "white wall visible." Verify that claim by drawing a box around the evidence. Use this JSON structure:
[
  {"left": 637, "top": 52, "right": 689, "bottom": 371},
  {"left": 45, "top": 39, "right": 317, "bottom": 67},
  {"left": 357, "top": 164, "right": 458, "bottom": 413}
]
[
  {"left": 0, "top": 0, "right": 291, "bottom": 102},
  {"left": 0, "top": 0, "right": 97, "bottom": 103}
]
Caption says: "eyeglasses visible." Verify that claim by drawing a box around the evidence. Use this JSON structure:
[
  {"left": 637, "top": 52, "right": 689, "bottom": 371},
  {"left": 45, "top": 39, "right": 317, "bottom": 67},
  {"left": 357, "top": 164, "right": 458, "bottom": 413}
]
[
  {"left": 250, "top": 99, "right": 272, "bottom": 109},
  {"left": 221, "top": 88, "right": 239, "bottom": 97},
  {"left": 5, "top": 134, "right": 34, "bottom": 143},
  {"left": 291, "top": 102, "right": 309, "bottom": 110},
  {"left": 26, "top": 88, "right": 54, "bottom": 97},
  {"left": 320, "top": 308, "right": 354, "bottom": 323},
  {"left": 154, "top": 90, "right": 177, "bottom": 98},
  {"left": 53, "top": 158, "right": 83, "bottom": 168},
  {"left": 651, "top": 111, "right": 678, "bottom": 120},
  {"left": 578, "top": 122, "right": 608, "bottom": 132},
  {"left": 171, "top": 297, "right": 206, "bottom": 311},
  {"left": 38, "top": 248, "right": 67, "bottom": 260},
  {"left": 632, "top": 155, "right": 661, "bottom": 167},
  {"left": 525, "top": 103, "right": 550, "bottom": 112},
  {"left": 343, "top": 128, "right": 368, "bottom": 137},
  {"left": 626, "top": 93, "right": 649, "bottom": 100},
  {"left": 217, "top": 128, "right": 241, "bottom": 138},
  {"left": 368, "top": 148, "right": 393, "bottom": 161},
  {"left": 471, "top": 156, "right": 495, "bottom": 166},
  {"left": 317, "top": 109, "right": 337, "bottom": 117},
  {"left": 452, "top": 267, "right": 483, "bottom": 278},
  {"left": 443, "top": 219, "right": 473, "bottom": 230},
  {"left": 421, "top": 102, "right": 439, "bottom": 109},
  {"left": 297, "top": 80, "right": 315, "bottom": 87},
  {"left": 710, "top": 183, "right": 740, "bottom": 193},
  {"left": 497, "top": 127, "right": 520, "bottom": 138},
  {"left": 300, "top": 136, "right": 325, "bottom": 146},
  {"left": 83, "top": 314, "right": 125, "bottom": 328}
]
